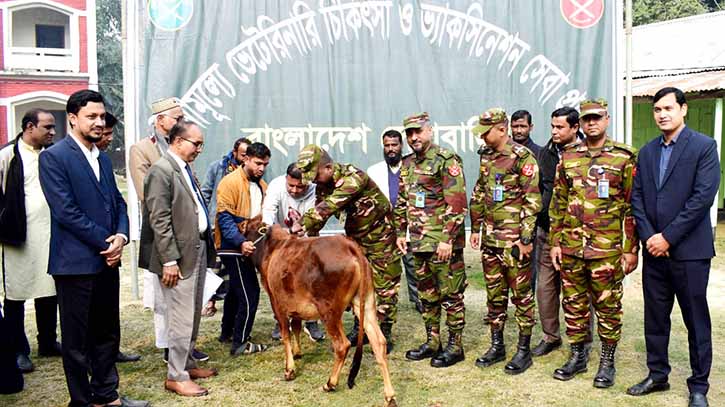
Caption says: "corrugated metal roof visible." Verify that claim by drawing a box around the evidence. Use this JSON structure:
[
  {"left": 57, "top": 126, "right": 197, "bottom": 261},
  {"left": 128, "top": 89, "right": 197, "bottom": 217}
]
[
  {"left": 633, "top": 70, "right": 725, "bottom": 97},
  {"left": 633, "top": 10, "right": 725, "bottom": 77}
]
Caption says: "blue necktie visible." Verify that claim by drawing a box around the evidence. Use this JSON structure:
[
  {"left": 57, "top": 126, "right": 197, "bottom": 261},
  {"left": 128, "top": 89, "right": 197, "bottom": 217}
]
[{"left": 185, "top": 164, "right": 210, "bottom": 226}]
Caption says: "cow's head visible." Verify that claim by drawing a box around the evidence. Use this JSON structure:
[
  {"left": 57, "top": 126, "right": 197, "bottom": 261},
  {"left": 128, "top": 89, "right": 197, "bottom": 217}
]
[{"left": 243, "top": 214, "right": 268, "bottom": 244}]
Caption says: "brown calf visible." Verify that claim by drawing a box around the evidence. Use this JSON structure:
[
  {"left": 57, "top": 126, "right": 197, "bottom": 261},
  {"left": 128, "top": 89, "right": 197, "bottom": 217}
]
[{"left": 243, "top": 216, "right": 396, "bottom": 407}]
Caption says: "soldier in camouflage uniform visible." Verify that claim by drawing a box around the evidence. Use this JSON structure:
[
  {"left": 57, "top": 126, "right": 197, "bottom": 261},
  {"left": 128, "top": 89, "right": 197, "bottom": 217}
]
[
  {"left": 394, "top": 112, "right": 468, "bottom": 368},
  {"left": 293, "top": 144, "right": 402, "bottom": 353},
  {"left": 468, "top": 108, "right": 542, "bottom": 375},
  {"left": 549, "top": 98, "right": 639, "bottom": 388}
]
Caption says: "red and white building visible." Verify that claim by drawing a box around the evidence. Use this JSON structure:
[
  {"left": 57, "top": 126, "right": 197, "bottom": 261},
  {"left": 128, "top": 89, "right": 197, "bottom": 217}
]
[{"left": 0, "top": 0, "right": 97, "bottom": 144}]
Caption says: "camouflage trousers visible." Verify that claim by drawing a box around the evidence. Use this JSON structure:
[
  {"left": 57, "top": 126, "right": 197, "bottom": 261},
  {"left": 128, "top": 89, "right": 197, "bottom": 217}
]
[
  {"left": 412, "top": 250, "right": 467, "bottom": 341},
  {"left": 561, "top": 254, "right": 624, "bottom": 344},
  {"left": 362, "top": 248, "right": 403, "bottom": 325},
  {"left": 481, "top": 246, "right": 535, "bottom": 335}
]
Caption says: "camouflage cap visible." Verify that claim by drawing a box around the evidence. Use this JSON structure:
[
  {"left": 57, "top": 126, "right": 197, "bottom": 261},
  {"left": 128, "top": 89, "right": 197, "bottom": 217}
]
[
  {"left": 150, "top": 97, "right": 181, "bottom": 115},
  {"left": 403, "top": 112, "right": 430, "bottom": 130},
  {"left": 580, "top": 98, "right": 608, "bottom": 118},
  {"left": 296, "top": 144, "right": 323, "bottom": 184},
  {"left": 472, "top": 107, "right": 507, "bottom": 135}
]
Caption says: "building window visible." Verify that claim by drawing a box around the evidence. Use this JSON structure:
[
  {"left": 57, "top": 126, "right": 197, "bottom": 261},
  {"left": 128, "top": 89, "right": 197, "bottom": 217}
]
[{"left": 35, "top": 25, "right": 65, "bottom": 49}]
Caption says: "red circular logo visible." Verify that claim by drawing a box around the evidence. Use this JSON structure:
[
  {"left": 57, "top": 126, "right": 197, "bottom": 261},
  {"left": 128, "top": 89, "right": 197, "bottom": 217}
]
[{"left": 561, "top": 0, "right": 604, "bottom": 29}]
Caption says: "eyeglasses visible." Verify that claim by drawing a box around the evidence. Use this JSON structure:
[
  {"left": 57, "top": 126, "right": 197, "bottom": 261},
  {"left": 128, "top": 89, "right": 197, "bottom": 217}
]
[
  {"left": 172, "top": 115, "right": 185, "bottom": 122},
  {"left": 180, "top": 136, "right": 204, "bottom": 149}
]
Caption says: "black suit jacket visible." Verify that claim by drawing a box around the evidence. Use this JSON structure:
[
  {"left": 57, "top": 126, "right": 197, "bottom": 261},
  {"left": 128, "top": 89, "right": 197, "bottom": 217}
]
[{"left": 631, "top": 126, "right": 720, "bottom": 260}]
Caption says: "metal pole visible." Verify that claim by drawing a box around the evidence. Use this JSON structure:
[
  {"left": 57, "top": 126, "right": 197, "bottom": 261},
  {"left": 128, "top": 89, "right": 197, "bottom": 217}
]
[
  {"left": 122, "top": 0, "right": 140, "bottom": 300},
  {"left": 625, "top": 0, "right": 633, "bottom": 146},
  {"left": 711, "top": 97, "right": 723, "bottom": 239}
]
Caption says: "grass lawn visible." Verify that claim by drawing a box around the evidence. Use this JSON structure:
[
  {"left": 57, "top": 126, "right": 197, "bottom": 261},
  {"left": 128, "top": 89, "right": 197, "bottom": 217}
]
[{"left": 2, "top": 189, "right": 724, "bottom": 405}]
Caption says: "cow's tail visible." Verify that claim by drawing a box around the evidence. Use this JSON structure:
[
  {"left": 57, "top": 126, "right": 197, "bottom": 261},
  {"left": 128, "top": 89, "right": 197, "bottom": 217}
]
[{"left": 348, "top": 256, "right": 367, "bottom": 389}]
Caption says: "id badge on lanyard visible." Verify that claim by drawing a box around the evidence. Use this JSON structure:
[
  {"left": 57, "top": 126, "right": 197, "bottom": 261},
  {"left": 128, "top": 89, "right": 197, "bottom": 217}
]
[
  {"left": 493, "top": 173, "right": 504, "bottom": 202},
  {"left": 597, "top": 168, "right": 609, "bottom": 199},
  {"left": 415, "top": 191, "right": 426, "bottom": 208}
]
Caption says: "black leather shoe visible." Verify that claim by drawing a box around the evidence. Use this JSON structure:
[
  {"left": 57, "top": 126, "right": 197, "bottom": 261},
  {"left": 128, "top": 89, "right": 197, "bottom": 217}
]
[
  {"left": 430, "top": 332, "right": 464, "bottom": 368},
  {"left": 504, "top": 334, "right": 532, "bottom": 375},
  {"left": 16, "top": 354, "right": 34, "bottom": 373},
  {"left": 626, "top": 376, "right": 670, "bottom": 396},
  {"left": 38, "top": 341, "right": 62, "bottom": 357},
  {"left": 689, "top": 392, "right": 709, "bottom": 407},
  {"left": 552, "top": 343, "right": 588, "bottom": 381},
  {"left": 593, "top": 343, "right": 617, "bottom": 388},
  {"left": 475, "top": 328, "right": 506, "bottom": 368},
  {"left": 117, "top": 351, "right": 142, "bottom": 363},
  {"left": 405, "top": 326, "right": 441, "bottom": 361},
  {"left": 531, "top": 338, "right": 562, "bottom": 357}
]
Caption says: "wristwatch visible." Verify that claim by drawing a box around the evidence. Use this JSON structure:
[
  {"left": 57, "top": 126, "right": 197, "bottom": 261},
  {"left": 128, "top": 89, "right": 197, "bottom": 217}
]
[{"left": 520, "top": 236, "right": 532, "bottom": 245}]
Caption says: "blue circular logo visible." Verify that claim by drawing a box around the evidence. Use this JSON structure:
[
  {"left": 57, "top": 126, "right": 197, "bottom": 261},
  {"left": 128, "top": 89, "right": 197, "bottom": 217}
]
[{"left": 148, "top": 0, "right": 194, "bottom": 32}]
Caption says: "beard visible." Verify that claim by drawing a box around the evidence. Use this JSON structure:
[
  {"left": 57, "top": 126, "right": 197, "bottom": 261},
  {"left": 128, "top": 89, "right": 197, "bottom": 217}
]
[
  {"left": 384, "top": 152, "right": 402, "bottom": 166},
  {"left": 83, "top": 132, "right": 102, "bottom": 143}
]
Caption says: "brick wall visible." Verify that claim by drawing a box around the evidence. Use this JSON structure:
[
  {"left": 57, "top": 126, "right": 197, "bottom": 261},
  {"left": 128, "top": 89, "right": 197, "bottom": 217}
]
[
  {"left": 79, "top": 16, "right": 87, "bottom": 73},
  {"left": 61, "top": 0, "right": 87, "bottom": 11},
  {"left": 0, "top": 79, "right": 89, "bottom": 98},
  {"left": 0, "top": 105, "right": 7, "bottom": 145}
]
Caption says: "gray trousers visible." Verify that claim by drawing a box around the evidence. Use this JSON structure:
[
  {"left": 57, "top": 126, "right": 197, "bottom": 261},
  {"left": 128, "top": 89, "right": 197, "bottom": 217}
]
[
  {"left": 402, "top": 249, "right": 420, "bottom": 305},
  {"left": 159, "top": 243, "right": 207, "bottom": 382}
]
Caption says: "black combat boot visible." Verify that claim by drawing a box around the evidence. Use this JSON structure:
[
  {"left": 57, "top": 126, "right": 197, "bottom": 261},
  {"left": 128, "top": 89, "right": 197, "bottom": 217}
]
[
  {"left": 475, "top": 328, "right": 506, "bottom": 368},
  {"left": 431, "top": 331, "right": 464, "bottom": 368},
  {"left": 504, "top": 333, "right": 532, "bottom": 375},
  {"left": 553, "top": 343, "right": 588, "bottom": 381},
  {"left": 405, "top": 325, "right": 441, "bottom": 361},
  {"left": 346, "top": 317, "right": 368, "bottom": 346},
  {"left": 593, "top": 342, "right": 617, "bottom": 388},
  {"left": 380, "top": 322, "right": 394, "bottom": 354}
]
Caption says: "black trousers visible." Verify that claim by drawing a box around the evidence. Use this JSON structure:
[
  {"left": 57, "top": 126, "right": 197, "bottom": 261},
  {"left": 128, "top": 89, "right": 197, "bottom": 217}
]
[
  {"left": 55, "top": 268, "right": 120, "bottom": 406},
  {"left": 220, "top": 255, "right": 260, "bottom": 346},
  {"left": 3, "top": 295, "right": 58, "bottom": 356},
  {"left": 0, "top": 302, "right": 24, "bottom": 394},
  {"left": 643, "top": 256, "right": 711, "bottom": 395}
]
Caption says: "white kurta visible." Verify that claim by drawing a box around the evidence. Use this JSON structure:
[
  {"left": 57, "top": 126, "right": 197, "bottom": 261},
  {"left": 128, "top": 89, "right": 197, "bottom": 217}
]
[{"left": 2, "top": 139, "right": 54, "bottom": 300}]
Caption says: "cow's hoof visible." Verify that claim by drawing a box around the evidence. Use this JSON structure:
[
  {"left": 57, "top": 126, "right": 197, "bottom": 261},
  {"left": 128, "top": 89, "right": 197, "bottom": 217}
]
[
  {"left": 284, "top": 370, "right": 296, "bottom": 381},
  {"left": 322, "top": 382, "right": 336, "bottom": 392},
  {"left": 384, "top": 396, "right": 397, "bottom": 407},
  {"left": 293, "top": 353, "right": 302, "bottom": 360}
]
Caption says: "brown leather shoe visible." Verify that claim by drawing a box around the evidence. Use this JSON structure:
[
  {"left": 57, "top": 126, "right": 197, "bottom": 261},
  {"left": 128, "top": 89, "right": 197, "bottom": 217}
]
[
  {"left": 164, "top": 379, "right": 208, "bottom": 397},
  {"left": 189, "top": 367, "right": 218, "bottom": 379}
]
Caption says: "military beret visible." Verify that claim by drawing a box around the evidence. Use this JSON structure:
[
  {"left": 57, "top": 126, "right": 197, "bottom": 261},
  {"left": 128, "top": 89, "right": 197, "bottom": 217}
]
[
  {"left": 150, "top": 97, "right": 181, "bottom": 115},
  {"left": 296, "top": 144, "right": 323, "bottom": 185},
  {"left": 580, "top": 98, "right": 608, "bottom": 118},
  {"left": 403, "top": 112, "right": 430, "bottom": 130},
  {"left": 472, "top": 107, "right": 507, "bottom": 136}
]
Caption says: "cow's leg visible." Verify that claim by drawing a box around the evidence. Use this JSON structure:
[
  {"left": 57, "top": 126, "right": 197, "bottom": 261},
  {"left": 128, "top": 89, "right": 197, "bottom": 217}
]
[
  {"left": 290, "top": 318, "right": 303, "bottom": 359},
  {"left": 321, "top": 309, "right": 348, "bottom": 392},
  {"left": 360, "top": 291, "right": 397, "bottom": 407},
  {"left": 278, "top": 316, "right": 296, "bottom": 381}
]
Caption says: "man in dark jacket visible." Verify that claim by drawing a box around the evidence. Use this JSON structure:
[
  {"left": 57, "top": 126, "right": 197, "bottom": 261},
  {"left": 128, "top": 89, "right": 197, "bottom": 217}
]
[{"left": 531, "top": 107, "right": 585, "bottom": 357}]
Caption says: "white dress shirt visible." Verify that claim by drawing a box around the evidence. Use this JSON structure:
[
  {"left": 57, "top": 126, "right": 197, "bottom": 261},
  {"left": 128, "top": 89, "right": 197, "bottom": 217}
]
[
  {"left": 168, "top": 150, "right": 208, "bottom": 235},
  {"left": 69, "top": 133, "right": 100, "bottom": 181}
]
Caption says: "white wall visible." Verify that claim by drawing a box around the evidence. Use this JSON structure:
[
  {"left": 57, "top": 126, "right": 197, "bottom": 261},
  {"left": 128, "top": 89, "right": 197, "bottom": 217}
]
[{"left": 11, "top": 7, "right": 70, "bottom": 48}]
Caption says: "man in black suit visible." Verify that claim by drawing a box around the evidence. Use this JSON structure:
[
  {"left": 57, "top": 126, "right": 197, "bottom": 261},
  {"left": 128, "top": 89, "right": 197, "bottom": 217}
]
[
  {"left": 38, "top": 90, "right": 148, "bottom": 407},
  {"left": 627, "top": 87, "right": 720, "bottom": 407}
]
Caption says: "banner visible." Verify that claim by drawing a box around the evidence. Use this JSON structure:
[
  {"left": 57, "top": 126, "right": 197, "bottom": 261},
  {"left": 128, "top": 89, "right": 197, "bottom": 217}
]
[{"left": 135, "top": 0, "right": 619, "bottom": 197}]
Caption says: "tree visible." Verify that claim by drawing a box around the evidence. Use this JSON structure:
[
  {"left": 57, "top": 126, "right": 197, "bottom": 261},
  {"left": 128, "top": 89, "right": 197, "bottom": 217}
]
[
  {"left": 701, "top": 0, "right": 724, "bottom": 11},
  {"left": 96, "top": 0, "right": 124, "bottom": 162},
  {"left": 634, "top": 0, "right": 709, "bottom": 25}
]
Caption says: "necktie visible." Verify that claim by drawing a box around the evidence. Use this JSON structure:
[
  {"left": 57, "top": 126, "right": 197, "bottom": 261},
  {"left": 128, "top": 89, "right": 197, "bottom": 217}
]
[{"left": 185, "top": 164, "right": 210, "bottom": 225}]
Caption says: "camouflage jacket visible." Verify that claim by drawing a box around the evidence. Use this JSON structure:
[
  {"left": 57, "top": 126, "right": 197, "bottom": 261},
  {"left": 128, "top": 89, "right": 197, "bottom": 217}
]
[
  {"left": 549, "top": 138, "right": 639, "bottom": 258},
  {"left": 469, "top": 139, "right": 541, "bottom": 249},
  {"left": 301, "top": 162, "right": 397, "bottom": 252},
  {"left": 394, "top": 144, "right": 467, "bottom": 252}
]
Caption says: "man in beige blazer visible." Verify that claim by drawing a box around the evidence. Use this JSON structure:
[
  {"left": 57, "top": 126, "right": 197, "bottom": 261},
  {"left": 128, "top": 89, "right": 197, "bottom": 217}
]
[{"left": 140, "top": 120, "right": 217, "bottom": 397}]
